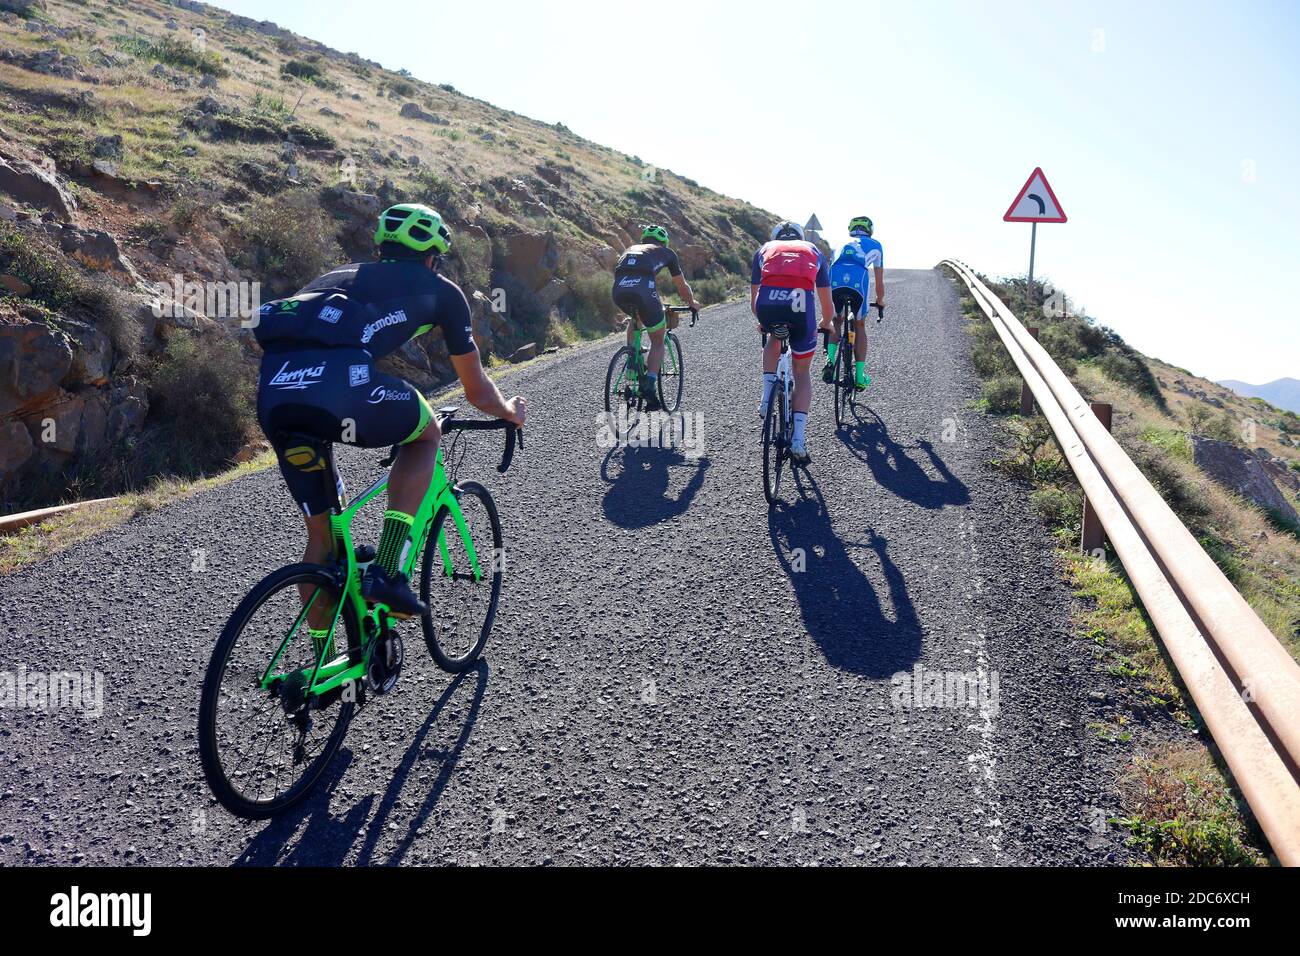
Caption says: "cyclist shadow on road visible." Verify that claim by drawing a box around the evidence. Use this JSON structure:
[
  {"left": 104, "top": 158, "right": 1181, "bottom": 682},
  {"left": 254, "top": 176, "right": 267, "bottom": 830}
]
[
  {"left": 768, "top": 473, "right": 922, "bottom": 678},
  {"left": 233, "top": 661, "right": 487, "bottom": 866},
  {"left": 836, "top": 406, "right": 969, "bottom": 510},
  {"left": 600, "top": 444, "right": 710, "bottom": 529}
]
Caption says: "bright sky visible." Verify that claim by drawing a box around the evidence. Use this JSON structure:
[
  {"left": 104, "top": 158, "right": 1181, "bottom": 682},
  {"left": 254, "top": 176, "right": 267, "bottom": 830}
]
[{"left": 215, "top": 0, "right": 1299, "bottom": 384}]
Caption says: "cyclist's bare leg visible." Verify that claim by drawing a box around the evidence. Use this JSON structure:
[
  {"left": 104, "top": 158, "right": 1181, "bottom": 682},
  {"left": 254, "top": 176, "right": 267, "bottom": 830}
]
[
  {"left": 762, "top": 334, "right": 782, "bottom": 374},
  {"left": 646, "top": 325, "right": 666, "bottom": 375},
  {"left": 387, "top": 417, "right": 442, "bottom": 517},
  {"left": 300, "top": 513, "right": 335, "bottom": 629},
  {"left": 829, "top": 311, "right": 843, "bottom": 348},
  {"left": 792, "top": 354, "right": 813, "bottom": 414},
  {"left": 855, "top": 315, "right": 869, "bottom": 362}
]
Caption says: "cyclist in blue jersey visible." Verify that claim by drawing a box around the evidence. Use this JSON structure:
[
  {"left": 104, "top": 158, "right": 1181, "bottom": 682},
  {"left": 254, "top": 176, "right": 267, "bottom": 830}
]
[{"left": 824, "top": 215, "right": 885, "bottom": 389}]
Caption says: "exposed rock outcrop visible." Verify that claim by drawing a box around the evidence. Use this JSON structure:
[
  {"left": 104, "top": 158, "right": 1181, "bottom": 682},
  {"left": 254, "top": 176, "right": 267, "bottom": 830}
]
[{"left": 1191, "top": 435, "right": 1299, "bottom": 524}]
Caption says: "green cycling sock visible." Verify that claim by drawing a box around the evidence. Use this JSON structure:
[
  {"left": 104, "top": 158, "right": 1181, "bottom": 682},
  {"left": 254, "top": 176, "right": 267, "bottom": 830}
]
[
  {"left": 855, "top": 361, "right": 869, "bottom": 386},
  {"left": 376, "top": 510, "right": 414, "bottom": 577},
  {"left": 308, "top": 627, "right": 331, "bottom": 659},
  {"left": 827, "top": 342, "right": 839, "bottom": 364}
]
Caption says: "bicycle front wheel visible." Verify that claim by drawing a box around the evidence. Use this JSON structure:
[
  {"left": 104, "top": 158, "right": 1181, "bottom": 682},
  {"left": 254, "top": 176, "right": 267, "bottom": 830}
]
[
  {"left": 198, "top": 565, "right": 360, "bottom": 819},
  {"left": 419, "top": 481, "right": 504, "bottom": 673},
  {"left": 658, "top": 332, "right": 685, "bottom": 413}
]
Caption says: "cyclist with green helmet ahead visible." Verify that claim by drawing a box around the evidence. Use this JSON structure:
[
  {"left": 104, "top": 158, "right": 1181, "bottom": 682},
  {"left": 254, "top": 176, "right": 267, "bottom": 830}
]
[
  {"left": 826, "top": 215, "right": 885, "bottom": 388},
  {"left": 611, "top": 224, "right": 703, "bottom": 411},
  {"left": 254, "top": 203, "right": 526, "bottom": 620}
]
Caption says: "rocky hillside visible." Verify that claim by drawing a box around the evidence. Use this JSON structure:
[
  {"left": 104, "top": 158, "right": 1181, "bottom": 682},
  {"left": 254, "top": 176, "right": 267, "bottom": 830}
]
[{"left": 0, "top": 0, "right": 777, "bottom": 511}]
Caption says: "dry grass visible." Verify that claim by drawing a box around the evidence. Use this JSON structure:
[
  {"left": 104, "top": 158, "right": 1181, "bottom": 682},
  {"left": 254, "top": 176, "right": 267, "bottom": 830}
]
[{"left": 1116, "top": 745, "right": 1268, "bottom": 867}]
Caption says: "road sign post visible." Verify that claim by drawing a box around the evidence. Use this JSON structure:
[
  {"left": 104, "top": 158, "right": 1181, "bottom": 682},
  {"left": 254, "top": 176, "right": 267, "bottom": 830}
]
[{"left": 1004, "top": 167, "right": 1066, "bottom": 301}]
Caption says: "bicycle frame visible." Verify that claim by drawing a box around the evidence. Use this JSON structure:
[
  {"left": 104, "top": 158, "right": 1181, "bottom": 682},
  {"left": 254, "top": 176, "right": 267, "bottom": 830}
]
[
  {"left": 258, "top": 445, "right": 481, "bottom": 701},
  {"left": 776, "top": 342, "right": 794, "bottom": 433}
]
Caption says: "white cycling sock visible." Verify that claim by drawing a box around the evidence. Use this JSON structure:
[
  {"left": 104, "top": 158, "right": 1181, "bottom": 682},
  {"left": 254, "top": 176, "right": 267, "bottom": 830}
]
[
  {"left": 792, "top": 411, "right": 808, "bottom": 448},
  {"left": 760, "top": 373, "right": 777, "bottom": 410}
]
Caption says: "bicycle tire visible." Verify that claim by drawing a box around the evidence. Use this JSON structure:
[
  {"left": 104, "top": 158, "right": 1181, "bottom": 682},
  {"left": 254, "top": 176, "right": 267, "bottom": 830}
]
[
  {"left": 198, "top": 564, "right": 360, "bottom": 819},
  {"left": 763, "top": 381, "right": 786, "bottom": 505},
  {"left": 838, "top": 328, "right": 855, "bottom": 425},
  {"left": 419, "top": 481, "right": 504, "bottom": 673},
  {"left": 658, "top": 332, "right": 685, "bottom": 413},
  {"left": 604, "top": 345, "right": 634, "bottom": 414}
]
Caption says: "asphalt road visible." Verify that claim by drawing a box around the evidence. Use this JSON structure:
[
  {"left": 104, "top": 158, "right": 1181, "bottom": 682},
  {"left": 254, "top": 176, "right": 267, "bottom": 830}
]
[{"left": 0, "top": 267, "right": 1130, "bottom": 865}]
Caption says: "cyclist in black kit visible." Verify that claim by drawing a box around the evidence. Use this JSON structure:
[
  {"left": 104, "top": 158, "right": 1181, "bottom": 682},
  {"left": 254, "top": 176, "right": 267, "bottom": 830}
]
[
  {"left": 255, "top": 203, "right": 526, "bottom": 618},
  {"left": 611, "top": 224, "right": 702, "bottom": 411}
]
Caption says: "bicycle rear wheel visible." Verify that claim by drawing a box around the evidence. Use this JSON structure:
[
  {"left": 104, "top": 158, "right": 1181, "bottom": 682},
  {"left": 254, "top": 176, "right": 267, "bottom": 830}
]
[
  {"left": 419, "top": 481, "right": 504, "bottom": 673},
  {"left": 658, "top": 332, "right": 685, "bottom": 413},
  {"left": 604, "top": 346, "right": 636, "bottom": 414},
  {"left": 198, "top": 565, "right": 360, "bottom": 819},
  {"left": 837, "top": 329, "right": 855, "bottom": 425},
  {"left": 762, "top": 381, "right": 787, "bottom": 505}
]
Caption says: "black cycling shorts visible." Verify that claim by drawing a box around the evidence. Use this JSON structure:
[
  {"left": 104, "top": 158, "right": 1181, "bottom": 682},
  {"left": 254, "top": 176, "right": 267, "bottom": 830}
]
[
  {"left": 257, "top": 347, "right": 433, "bottom": 516},
  {"left": 832, "top": 287, "right": 865, "bottom": 318},
  {"left": 611, "top": 275, "right": 666, "bottom": 331}
]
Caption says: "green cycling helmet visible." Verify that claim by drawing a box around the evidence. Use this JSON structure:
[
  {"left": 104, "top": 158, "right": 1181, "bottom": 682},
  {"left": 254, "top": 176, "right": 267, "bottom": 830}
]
[
  {"left": 641, "top": 224, "right": 670, "bottom": 246},
  {"left": 848, "top": 215, "right": 874, "bottom": 237},
  {"left": 375, "top": 203, "right": 451, "bottom": 256}
]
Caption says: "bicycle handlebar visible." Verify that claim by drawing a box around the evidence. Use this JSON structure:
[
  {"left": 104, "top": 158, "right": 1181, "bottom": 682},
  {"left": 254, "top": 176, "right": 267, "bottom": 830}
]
[
  {"left": 667, "top": 306, "right": 699, "bottom": 328},
  {"left": 380, "top": 415, "right": 524, "bottom": 474}
]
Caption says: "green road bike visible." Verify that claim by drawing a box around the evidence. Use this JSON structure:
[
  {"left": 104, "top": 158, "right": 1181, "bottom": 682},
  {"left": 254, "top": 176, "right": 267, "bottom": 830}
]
[
  {"left": 198, "top": 408, "right": 522, "bottom": 819},
  {"left": 604, "top": 306, "right": 698, "bottom": 416}
]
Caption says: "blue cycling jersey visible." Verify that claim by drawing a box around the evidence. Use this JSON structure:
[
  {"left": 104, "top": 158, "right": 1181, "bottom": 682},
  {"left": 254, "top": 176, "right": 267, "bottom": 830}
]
[{"left": 831, "top": 234, "right": 884, "bottom": 300}]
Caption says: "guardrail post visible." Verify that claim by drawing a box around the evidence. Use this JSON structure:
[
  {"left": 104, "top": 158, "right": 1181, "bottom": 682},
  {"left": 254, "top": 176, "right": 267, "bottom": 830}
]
[
  {"left": 1019, "top": 327, "right": 1040, "bottom": 415},
  {"left": 1080, "top": 402, "right": 1114, "bottom": 555}
]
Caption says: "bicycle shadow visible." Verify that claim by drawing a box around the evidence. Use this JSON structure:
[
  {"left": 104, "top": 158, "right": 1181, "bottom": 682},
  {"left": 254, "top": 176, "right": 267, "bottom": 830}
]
[
  {"left": 232, "top": 748, "right": 371, "bottom": 867},
  {"left": 836, "top": 405, "right": 969, "bottom": 510},
  {"left": 353, "top": 661, "right": 488, "bottom": 866},
  {"left": 600, "top": 443, "right": 710, "bottom": 529},
  {"left": 768, "top": 474, "right": 923, "bottom": 678},
  {"left": 231, "top": 662, "right": 486, "bottom": 867}
]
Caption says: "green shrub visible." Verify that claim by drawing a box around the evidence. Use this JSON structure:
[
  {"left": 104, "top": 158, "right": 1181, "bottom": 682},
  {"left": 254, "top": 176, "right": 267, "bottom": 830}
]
[
  {"left": 146, "top": 331, "right": 255, "bottom": 460},
  {"left": 113, "top": 34, "right": 229, "bottom": 77},
  {"left": 1032, "top": 484, "right": 1084, "bottom": 534},
  {"left": 281, "top": 59, "right": 321, "bottom": 80},
  {"left": 565, "top": 270, "right": 618, "bottom": 333},
  {"left": 231, "top": 44, "right": 268, "bottom": 64},
  {"left": 237, "top": 191, "right": 341, "bottom": 296},
  {"left": 1096, "top": 350, "right": 1166, "bottom": 407},
  {"left": 981, "top": 374, "right": 1022, "bottom": 414}
]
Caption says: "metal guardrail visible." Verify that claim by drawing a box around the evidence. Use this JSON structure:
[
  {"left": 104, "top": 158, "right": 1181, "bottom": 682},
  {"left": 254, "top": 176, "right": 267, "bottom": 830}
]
[{"left": 942, "top": 259, "right": 1300, "bottom": 866}]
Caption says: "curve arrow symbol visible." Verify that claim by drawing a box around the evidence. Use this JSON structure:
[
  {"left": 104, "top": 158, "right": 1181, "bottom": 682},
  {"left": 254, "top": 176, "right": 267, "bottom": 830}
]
[{"left": 1028, "top": 193, "right": 1046, "bottom": 215}]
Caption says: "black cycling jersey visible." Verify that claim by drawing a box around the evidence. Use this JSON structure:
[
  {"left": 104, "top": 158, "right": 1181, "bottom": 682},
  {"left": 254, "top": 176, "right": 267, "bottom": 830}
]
[
  {"left": 253, "top": 259, "right": 476, "bottom": 359},
  {"left": 253, "top": 259, "right": 475, "bottom": 517},
  {"left": 614, "top": 243, "right": 683, "bottom": 280}
]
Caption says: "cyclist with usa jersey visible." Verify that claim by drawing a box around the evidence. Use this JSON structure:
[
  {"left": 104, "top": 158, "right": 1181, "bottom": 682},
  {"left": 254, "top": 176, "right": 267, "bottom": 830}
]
[
  {"left": 825, "top": 215, "right": 885, "bottom": 389},
  {"left": 751, "top": 220, "right": 835, "bottom": 464}
]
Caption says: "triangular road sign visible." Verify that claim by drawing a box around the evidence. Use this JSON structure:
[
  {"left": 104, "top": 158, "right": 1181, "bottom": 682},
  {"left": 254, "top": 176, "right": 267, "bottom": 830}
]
[
  {"left": 1004, "top": 168, "right": 1067, "bottom": 223},
  {"left": 805, "top": 214, "right": 823, "bottom": 232}
]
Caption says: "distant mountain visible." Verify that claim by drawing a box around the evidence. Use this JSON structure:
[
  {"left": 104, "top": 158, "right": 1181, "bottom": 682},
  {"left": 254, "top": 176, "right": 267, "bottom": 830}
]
[{"left": 1218, "top": 378, "right": 1300, "bottom": 414}]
